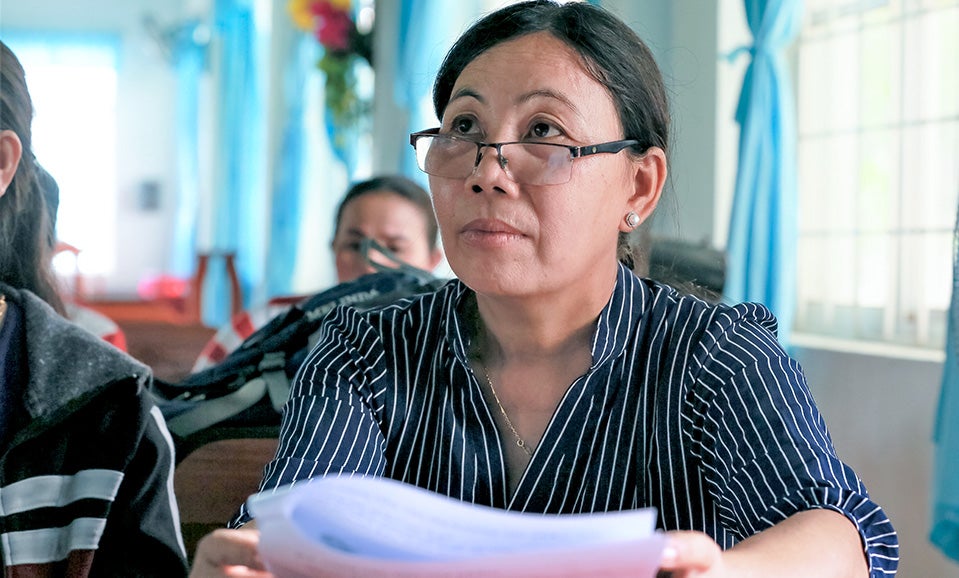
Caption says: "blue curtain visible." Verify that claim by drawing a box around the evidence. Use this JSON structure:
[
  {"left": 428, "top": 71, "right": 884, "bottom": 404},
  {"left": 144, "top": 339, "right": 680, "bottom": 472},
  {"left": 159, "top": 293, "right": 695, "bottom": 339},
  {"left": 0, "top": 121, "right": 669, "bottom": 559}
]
[
  {"left": 395, "top": 0, "right": 447, "bottom": 182},
  {"left": 723, "top": 0, "right": 803, "bottom": 348},
  {"left": 932, "top": 202, "right": 959, "bottom": 562},
  {"left": 265, "top": 35, "right": 314, "bottom": 299},
  {"left": 204, "top": 0, "right": 265, "bottom": 326},
  {"left": 395, "top": 0, "right": 479, "bottom": 185},
  {"left": 171, "top": 22, "right": 208, "bottom": 279}
]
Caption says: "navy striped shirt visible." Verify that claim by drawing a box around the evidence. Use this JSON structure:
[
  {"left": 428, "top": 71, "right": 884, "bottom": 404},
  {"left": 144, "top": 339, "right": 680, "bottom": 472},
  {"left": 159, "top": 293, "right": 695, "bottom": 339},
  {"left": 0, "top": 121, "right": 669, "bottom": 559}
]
[{"left": 235, "top": 264, "right": 898, "bottom": 575}]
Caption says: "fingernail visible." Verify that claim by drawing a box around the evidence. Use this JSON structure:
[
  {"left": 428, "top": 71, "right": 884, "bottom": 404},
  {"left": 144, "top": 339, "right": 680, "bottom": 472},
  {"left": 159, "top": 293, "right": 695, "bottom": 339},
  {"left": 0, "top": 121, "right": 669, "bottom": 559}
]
[{"left": 661, "top": 545, "right": 677, "bottom": 565}]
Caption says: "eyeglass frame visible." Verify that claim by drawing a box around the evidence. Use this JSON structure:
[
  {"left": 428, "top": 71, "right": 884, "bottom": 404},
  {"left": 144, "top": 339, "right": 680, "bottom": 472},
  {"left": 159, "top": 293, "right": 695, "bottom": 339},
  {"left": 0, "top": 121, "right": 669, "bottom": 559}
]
[{"left": 408, "top": 128, "right": 647, "bottom": 185}]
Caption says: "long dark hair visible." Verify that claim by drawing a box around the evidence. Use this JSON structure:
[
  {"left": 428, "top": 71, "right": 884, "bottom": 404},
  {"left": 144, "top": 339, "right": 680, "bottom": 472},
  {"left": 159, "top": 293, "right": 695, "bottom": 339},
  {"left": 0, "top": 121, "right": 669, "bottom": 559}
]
[
  {"left": 0, "top": 40, "right": 65, "bottom": 313},
  {"left": 432, "top": 0, "right": 670, "bottom": 267}
]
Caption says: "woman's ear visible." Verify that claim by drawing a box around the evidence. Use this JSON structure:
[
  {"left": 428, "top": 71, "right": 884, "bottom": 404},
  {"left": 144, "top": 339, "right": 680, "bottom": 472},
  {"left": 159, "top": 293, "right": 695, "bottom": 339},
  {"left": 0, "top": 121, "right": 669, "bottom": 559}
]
[
  {"left": 0, "top": 129, "right": 23, "bottom": 199},
  {"left": 620, "top": 146, "right": 667, "bottom": 232},
  {"left": 428, "top": 248, "right": 444, "bottom": 272}
]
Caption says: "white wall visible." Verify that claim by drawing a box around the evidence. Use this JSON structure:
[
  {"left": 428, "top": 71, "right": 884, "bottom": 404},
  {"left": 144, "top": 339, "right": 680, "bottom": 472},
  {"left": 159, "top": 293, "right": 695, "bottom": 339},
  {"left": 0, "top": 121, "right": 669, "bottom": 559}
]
[
  {"left": 603, "top": 0, "right": 719, "bottom": 245},
  {"left": 796, "top": 344, "right": 955, "bottom": 577}
]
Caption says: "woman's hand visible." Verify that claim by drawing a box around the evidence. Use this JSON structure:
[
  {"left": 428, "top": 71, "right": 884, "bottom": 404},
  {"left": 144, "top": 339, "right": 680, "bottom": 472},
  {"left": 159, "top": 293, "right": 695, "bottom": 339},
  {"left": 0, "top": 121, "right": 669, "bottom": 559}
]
[
  {"left": 657, "top": 510, "right": 869, "bottom": 578},
  {"left": 190, "top": 528, "right": 273, "bottom": 578},
  {"left": 657, "top": 531, "right": 727, "bottom": 578}
]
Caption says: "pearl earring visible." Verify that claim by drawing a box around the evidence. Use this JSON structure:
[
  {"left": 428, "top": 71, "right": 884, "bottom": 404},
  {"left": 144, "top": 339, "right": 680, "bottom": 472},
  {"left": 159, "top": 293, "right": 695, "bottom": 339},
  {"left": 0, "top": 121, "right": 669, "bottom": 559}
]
[{"left": 624, "top": 211, "right": 641, "bottom": 229}]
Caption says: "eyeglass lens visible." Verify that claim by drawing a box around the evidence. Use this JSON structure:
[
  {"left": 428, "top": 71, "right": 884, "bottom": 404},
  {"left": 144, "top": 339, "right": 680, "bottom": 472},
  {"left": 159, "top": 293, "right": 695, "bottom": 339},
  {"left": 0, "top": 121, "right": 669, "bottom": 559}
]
[{"left": 415, "top": 136, "right": 574, "bottom": 186}]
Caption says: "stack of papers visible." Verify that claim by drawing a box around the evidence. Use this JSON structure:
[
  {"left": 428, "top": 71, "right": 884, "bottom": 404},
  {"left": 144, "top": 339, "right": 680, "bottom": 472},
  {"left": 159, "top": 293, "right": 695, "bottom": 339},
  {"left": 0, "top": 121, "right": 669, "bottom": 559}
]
[{"left": 248, "top": 475, "right": 666, "bottom": 578}]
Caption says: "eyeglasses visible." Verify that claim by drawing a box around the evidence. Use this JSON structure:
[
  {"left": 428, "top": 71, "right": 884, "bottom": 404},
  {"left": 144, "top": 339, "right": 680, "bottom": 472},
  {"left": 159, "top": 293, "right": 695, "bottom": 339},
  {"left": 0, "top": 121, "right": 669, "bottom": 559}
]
[{"left": 409, "top": 128, "right": 643, "bottom": 186}]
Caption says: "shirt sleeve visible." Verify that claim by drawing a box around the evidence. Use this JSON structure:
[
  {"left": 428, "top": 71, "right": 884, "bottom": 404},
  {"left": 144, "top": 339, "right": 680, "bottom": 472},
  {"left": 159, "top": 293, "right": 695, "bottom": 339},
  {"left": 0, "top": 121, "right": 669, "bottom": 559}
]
[
  {"left": 231, "top": 306, "right": 389, "bottom": 527},
  {"left": 688, "top": 305, "right": 899, "bottom": 576},
  {"left": 96, "top": 399, "right": 189, "bottom": 575}
]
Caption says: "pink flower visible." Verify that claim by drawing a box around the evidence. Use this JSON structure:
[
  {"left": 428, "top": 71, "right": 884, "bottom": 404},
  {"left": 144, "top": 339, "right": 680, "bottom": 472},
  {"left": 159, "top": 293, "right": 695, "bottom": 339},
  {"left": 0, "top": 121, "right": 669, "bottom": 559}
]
[{"left": 310, "top": 1, "right": 353, "bottom": 52}]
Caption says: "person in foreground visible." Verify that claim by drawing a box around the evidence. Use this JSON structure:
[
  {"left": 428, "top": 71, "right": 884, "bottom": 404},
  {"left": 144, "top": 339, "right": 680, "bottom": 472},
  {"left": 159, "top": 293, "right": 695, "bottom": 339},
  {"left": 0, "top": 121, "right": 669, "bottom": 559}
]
[
  {"left": 191, "top": 174, "right": 443, "bottom": 371},
  {"left": 0, "top": 40, "right": 188, "bottom": 576},
  {"left": 191, "top": 2, "right": 898, "bottom": 576}
]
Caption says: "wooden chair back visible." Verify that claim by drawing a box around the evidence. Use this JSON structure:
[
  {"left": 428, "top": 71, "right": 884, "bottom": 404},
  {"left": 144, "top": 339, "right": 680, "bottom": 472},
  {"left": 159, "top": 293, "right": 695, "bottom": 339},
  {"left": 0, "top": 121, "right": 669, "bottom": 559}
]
[{"left": 174, "top": 437, "right": 279, "bottom": 562}]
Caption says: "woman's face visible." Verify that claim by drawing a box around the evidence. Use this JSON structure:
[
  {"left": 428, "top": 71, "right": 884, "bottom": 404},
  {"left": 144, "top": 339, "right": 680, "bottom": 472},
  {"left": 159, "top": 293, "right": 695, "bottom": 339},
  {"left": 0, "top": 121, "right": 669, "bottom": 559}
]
[
  {"left": 331, "top": 190, "right": 440, "bottom": 282},
  {"left": 429, "top": 32, "right": 652, "bottom": 299}
]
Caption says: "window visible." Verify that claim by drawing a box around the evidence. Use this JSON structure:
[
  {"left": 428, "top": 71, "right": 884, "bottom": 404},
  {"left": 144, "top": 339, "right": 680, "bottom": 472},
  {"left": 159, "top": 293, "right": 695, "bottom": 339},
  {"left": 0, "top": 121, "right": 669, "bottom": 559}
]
[
  {"left": 6, "top": 35, "right": 120, "bottom": 278},
  {"left": 795, "top": 0, "right": 959, "bottom": 348}
]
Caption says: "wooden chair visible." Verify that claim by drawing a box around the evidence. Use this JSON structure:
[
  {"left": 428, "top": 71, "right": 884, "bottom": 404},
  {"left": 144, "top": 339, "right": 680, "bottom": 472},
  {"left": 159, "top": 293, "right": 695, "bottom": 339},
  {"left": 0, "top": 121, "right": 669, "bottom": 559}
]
[
  {"left": 173, "top": 436, "right": 279, "bottom": 563},
  {"left": 83, "top": 251, "right": 243, "bottom": 326},
  {"left": 82, "top": 252, "right": 244, "bottom": 381},
  {"left": 185, "top": 251, "right": 244, "bottom": 324}
]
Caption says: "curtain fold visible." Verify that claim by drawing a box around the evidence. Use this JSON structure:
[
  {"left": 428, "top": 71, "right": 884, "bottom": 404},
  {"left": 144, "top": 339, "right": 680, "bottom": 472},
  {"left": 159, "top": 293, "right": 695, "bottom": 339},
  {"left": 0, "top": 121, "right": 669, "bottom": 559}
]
[
  {"left": 932, "top": 200, "right": 959, "bottom": 562},
  {"left": 171, "top": 22, "right": 207, "bottom": 279},
  {"left": 204, "top": 0, "right": 265, "bottom": 326},
  {"left": 723, "top": 0, "right": 803, "bottom": 348},
  {"left": 265, "top": 35, "right": 312, "bottom": 299},
  {"left": 394, "top": 0, "right": 477, "bottom": 185}
]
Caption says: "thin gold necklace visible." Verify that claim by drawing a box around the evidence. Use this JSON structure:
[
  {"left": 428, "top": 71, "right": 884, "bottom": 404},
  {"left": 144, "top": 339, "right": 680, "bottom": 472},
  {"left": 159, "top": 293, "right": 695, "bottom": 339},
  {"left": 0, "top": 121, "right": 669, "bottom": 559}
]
[{"left": 482, "top": 364, "right": 533, "bottom": 457}]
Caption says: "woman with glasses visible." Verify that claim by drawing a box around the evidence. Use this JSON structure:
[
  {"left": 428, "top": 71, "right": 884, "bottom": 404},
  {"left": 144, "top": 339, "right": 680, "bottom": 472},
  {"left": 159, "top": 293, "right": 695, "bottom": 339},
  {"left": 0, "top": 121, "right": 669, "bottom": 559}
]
[
  {"left": 191, "top": 175, "right": 443, "bottom": 372},
  {"left": 192, "top": 2, "right": 897, "bottom": 576}
]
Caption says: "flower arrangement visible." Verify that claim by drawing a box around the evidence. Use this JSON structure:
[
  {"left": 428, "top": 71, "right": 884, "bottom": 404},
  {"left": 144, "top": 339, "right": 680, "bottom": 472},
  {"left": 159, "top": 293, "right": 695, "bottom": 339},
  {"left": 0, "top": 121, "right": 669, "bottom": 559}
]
[{"left": 288, "top": 0, "right": 373, "bottom": 131}]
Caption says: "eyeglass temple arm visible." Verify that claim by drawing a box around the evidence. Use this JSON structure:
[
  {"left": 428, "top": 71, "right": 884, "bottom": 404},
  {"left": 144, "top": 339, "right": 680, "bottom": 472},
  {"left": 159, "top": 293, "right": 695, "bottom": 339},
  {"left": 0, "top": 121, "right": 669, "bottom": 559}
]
[{"left": 573, "top": 139, "right": 642, "bottom": 158}]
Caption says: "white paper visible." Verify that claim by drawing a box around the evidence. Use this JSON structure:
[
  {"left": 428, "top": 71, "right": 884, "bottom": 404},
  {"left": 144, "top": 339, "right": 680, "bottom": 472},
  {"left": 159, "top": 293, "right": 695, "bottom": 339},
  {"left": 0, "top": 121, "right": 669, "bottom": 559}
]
[{"left": 248, "top": 476, "right": 666, "bottom": 578}]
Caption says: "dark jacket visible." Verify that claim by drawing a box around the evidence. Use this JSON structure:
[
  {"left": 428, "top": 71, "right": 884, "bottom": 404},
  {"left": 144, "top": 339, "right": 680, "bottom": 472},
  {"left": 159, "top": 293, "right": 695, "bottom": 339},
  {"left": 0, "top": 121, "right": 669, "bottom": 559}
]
[{"left": 0, "top": 284, "right": 187, "bottom": 577}]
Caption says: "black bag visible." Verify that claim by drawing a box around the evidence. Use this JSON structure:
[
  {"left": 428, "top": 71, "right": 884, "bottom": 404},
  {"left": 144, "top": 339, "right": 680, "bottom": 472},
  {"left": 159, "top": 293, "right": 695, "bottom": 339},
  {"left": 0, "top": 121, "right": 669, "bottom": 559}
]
[{"left": 152, "top": 262, "right": 446, "bottom": 458}]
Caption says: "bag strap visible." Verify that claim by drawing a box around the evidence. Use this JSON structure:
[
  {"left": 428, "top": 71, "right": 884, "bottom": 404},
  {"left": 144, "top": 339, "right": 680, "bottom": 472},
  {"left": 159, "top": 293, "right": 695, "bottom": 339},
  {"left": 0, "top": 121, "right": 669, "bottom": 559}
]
[
  {"left": 260, "top": 351, "right": 292, "bottom": 412},
  {"left": 166, "top": 377, "right": 268, "bottom": 438},
  {"left": 166, "top": 350, "right": 295, "bottom": 437}
]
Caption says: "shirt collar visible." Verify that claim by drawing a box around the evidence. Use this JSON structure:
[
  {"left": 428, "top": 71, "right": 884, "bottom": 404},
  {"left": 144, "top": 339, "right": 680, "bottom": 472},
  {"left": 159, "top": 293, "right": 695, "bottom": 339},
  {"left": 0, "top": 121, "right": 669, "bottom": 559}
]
[
  {"left": 445, "top": 262, "right": 649, "bottom": 370},
  {"left": 589, "top": 262, "right": 647, "bottom": 368}
]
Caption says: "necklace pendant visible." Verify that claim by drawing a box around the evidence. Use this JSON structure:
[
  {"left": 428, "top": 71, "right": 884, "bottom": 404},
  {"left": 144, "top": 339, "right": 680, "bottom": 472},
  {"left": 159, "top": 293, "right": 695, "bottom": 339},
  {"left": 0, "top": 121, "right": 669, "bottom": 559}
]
[
  {"left": 515, "top": 438, "right": 532, "bottom": 457},
  {"left": 480, "top": 363, "right": 534, "bottom": 457}
]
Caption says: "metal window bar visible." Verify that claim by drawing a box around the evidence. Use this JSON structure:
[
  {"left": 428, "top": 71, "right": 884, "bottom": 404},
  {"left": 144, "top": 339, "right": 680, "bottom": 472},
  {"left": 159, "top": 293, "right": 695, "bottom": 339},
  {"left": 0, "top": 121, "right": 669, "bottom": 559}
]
[{"left": 796, "top": 0, "right": 959, "bottom": 347}]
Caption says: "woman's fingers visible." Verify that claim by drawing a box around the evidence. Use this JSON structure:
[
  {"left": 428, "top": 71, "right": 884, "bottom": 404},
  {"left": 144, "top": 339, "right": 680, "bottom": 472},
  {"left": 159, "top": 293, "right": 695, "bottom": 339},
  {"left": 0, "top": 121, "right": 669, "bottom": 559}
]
[
  {"left": 190, "top": 528, "right": 273, "bottom": 578},
  {"left": 659, "top": 530, "right": 724, "bottom": 575}
]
